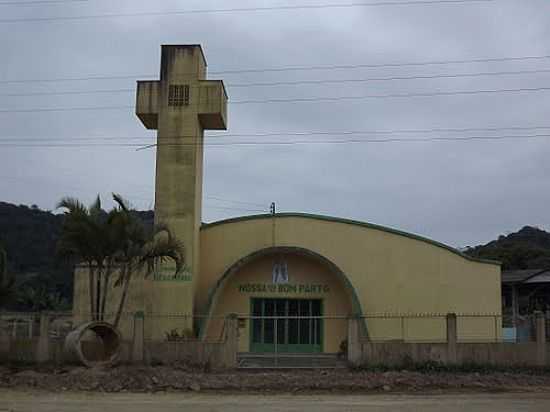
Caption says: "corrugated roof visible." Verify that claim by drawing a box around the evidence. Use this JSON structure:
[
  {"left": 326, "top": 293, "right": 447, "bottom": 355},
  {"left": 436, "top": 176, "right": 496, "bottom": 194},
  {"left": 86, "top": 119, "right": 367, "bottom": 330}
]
[{"left": 502, "top": 269, "right": 550, "bottom": 283}]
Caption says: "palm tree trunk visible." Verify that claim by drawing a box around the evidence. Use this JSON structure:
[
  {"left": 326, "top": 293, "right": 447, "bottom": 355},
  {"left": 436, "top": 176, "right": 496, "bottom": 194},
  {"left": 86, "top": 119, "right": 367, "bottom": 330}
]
[
  {"left": 95, "top": 266, "right": 102, "bottom": 322},
  {"left": 88, "top": 263, "right": 95, "bottom": 320},
  {"left": 113, "top": 266, "right": 131, "bottom": 329},
  {"left": 100, "top": 261, "right": 113, "bottom": 322}
]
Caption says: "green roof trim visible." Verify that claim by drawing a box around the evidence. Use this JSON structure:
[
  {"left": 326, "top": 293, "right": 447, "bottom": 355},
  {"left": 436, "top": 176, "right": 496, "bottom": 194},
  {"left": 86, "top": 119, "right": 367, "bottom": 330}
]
[{"left": 201, "top": 212, "right": 500, "bottom": 266}]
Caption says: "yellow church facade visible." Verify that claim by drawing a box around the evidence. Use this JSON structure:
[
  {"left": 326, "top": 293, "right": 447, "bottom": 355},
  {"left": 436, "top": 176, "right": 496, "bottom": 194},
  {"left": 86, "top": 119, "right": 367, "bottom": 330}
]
[
  {"left": 74, "top": 211, "right": 502, "bottom": 353},
  {"left": 198, "top": 214, "right": 501, "bottom": 352},
  {"left": 73, "top": 44, "right": 502, "bottom": 354}
]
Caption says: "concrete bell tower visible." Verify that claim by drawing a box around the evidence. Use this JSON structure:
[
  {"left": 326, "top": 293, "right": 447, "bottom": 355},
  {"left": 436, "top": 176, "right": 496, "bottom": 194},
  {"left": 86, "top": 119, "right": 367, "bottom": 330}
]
[{"left": 136, "top": 45, "right": 227, "bottom": 324}]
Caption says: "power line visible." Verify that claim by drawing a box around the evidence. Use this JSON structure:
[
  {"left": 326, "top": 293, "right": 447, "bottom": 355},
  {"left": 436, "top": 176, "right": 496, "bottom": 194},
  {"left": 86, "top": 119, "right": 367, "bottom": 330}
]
[
  {"left": 213, "top": 55, "right": 550, "bottom": 75},
  {"left": 0, "top": 88, "right": 135, "bottom": 98},
  {"left": 207, "top": 124, "right": 550, "bottom": 137},
  {"left": 2, "top": 85, "right": 550, "bottom": 113},
  {"left": 3, "top": 54, "right": 550, "bottom": 84},
  {"left": 0, "top": 0, "right": 501, "bottom": 24},
  {"left": 5, "top": 124, "right": 550, "bottom": 142},
  {"left": 231, "top": 86, "right": 550, "bottom": 104},
  {"left": 126, "top": 201, "right": 267, "bottom": 214},
  {"left": 205, "top": 205, "right": 268, "bottom": 213},
  {"left": 0, "top": 74, "right": 150, "bottom": 84},
  {"left": 205, "top": 195, "right": 267, "bottom": 208},
  {"left": 0, "top": 173, "right": 268, "bottom": 209},
  {"left": 0, "top": 136, "right": 152, "bottom": 142},
  {"left": 5, "top": 68, "right": 550, "bottom": 98},
  {"left": 124, "top": 188, "right": 269, "bottom": 209},
  {"left": 2, "top": 133, "right": 550, "bottom": 148},
  {"left": 0, "top": 105, "right": 132, "bottom": 114},
  {"left": 0, "top": 0, "right": 86, "bottom": 5},
  {"left": 136, "top": 133, "right": 550, "bottom": 149},
  {"left": 229, "top": 68, "right": 550, "bottom": 87}
]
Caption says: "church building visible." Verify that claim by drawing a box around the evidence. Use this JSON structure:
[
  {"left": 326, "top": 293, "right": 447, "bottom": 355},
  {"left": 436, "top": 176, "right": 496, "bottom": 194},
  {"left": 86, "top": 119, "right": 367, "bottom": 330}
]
[{"left": 73, "top": 45, "right": 502, "bottom": 354}]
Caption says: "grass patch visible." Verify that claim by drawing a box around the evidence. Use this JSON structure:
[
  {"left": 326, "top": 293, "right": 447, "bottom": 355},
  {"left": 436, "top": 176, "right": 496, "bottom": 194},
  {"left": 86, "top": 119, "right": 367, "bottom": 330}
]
[{"left": 355, "top": 360, "right": 550, "bottom": 375}]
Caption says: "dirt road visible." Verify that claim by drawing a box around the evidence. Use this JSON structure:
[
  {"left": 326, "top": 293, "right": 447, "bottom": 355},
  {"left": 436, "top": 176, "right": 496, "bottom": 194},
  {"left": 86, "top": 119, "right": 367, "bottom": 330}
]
[{"left": 2, "top": 391, "right": 550, "bottom": 412}]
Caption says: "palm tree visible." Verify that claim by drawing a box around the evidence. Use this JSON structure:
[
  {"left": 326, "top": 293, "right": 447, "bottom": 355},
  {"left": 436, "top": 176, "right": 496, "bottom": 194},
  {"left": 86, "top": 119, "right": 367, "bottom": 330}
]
[
  {"left": 0, "top": 244, "right": 15, "bottom": 307},
  {"left": 57, "top": 196, "right": 112, "bottom": 320},
  {"left": 57, "top": 194, "right": 184, "bottom": 326},
  {"left": 16, "top": 285, "right": 68, "bottom": 312},
  {"left": 110, "top": 194, "right": 184, "bottom": 328}
]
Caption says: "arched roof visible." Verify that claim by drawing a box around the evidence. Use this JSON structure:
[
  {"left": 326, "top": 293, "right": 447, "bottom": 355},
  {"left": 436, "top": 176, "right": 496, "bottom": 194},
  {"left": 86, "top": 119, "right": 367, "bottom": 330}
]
[{"left": 201, "top": 212, "right": 499, "bottom": 266}]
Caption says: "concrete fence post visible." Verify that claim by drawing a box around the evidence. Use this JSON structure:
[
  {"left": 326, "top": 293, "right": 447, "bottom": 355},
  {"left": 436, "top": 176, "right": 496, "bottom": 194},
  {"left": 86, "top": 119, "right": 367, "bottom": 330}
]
[
  {"left": 347, "top": 316, "right": 362, "bottom": 367},
  {"left": 223, "top": 314, "right": 239, "bottom": 368},
  {"left": 132, "top": 311, "right": 145, "bottom": 363},
  {"left": 36, "top": 312, "right": 51, "bottom": 363},
  {"left": 446, "top": 313, "right": 457, "bottom": 364},
  {"left": 0, "top": 315, "right": 9, "bottom": 359},
  {"left": 536, "top": 311, "right": 547, "bottom": 366}
]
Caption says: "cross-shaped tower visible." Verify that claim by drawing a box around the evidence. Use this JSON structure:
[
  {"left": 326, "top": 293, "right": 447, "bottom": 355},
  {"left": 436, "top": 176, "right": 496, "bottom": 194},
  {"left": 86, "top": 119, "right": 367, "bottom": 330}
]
[{"left": 136, "top": 45, "right": 227, "bottom": 318}]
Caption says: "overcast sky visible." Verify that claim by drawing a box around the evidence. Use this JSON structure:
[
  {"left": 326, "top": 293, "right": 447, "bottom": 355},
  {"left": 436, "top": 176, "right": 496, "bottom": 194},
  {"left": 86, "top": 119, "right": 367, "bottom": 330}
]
[{"left": 0, "top": 0, "right": 549, "bottom": 248}]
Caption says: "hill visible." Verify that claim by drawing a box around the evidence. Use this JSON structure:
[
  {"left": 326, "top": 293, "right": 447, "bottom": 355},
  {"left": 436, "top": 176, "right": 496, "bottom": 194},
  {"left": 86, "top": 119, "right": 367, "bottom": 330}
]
[
  {"left": 1, "top": 200, "right": 549, "bottom": 310},
  {"left": 0, "top": 201, "right": 153, "bottom": 311},
  {"left": 465, "top": 226, "right": 550, "bottom": 270},
  {"left": 0, "top": 202, "right": 69, "bottom": 310}
]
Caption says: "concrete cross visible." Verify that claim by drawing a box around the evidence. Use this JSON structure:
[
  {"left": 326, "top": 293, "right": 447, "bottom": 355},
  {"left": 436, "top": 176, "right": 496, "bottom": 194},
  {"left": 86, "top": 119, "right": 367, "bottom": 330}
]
[{"left": 135, "top": 45, "right": 227, "bottom": 319}]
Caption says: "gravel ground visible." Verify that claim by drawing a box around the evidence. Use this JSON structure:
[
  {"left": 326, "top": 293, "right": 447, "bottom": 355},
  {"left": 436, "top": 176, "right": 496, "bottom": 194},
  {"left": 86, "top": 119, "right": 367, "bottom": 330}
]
[
  {"left": 2, "top": 365, "right": 550, "bottom": 394},
  {"left": 3, "top": 391, "right": 550, "bottom": 412}
]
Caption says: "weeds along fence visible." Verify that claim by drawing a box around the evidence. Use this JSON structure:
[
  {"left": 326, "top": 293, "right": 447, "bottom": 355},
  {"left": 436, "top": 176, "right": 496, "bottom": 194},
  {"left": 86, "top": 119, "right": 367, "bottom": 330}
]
[{"left": 140, "top": 314, "right": 230, "bottom": 366}]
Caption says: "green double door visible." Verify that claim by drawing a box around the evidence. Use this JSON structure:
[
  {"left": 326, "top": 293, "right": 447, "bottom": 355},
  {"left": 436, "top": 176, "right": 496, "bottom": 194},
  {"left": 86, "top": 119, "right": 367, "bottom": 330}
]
[{"left": 250, "top": 298, "right": 323, "bottom": 353}]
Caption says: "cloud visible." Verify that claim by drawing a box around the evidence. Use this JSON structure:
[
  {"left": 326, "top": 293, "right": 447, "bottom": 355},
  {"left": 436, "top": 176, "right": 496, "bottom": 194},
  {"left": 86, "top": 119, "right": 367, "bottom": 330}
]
[{"left": 1, "top": 0, "right": 549, "bottom": 247}]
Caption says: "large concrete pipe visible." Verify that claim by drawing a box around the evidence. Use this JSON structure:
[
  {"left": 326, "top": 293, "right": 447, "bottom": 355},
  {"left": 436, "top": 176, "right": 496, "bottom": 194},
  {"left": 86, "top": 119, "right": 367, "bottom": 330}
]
[{"left": 64, "top": 322, "right": 121, "bottom": 367}]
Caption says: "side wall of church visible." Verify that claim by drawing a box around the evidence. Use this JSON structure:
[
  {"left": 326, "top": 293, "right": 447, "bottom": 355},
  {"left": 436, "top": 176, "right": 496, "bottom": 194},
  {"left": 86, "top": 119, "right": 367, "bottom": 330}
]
[{"left": 198, "top": 214, "right": 502, "bottom": 343}]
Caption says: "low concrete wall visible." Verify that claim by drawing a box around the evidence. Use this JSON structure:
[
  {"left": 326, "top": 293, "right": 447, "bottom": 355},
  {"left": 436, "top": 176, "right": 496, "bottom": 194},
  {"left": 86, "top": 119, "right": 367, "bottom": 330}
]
[
  {"left": 0, "top": 337, "right": 39, "bottom": 363},
  {"left": 351, "top": 313, "right": 548, "bottom": 368},
  {"left": 0, "top": 313, "right": 238, "bottom": 369},
  {"left": 0, "top": 336, "right": 232, "bottom": 368},
  {"left": 2, "top": 312, "right": 547, "bottom": 369},
  {"left": 361, "top": 342, "right": 449, "bottom": 366}
]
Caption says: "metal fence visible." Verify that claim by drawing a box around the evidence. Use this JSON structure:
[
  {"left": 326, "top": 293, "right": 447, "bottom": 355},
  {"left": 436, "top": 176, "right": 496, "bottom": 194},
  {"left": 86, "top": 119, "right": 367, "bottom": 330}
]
[
  {"left": 1, "top": 311, "right": 548, "bottom": 367},
  {"left": 0, "top": 311, "right": 232, "bottom": 365},
  {"left": 358, "top": 313, "right": 503, "bottom": 343},
  {"left": 501, "top": 312, "right": 550, "bottom": 343},
  {"left": 0, "top": 312, "right": 40, "bottom": 339},
  {"left": 0, "top": 311, "right": 544, "bottom": 344}
]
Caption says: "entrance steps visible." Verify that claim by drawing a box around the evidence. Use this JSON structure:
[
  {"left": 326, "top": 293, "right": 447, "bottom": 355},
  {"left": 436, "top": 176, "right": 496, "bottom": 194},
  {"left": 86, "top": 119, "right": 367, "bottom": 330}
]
[{"left": 237, "top": 353, "right": 348, "bottom": 369}]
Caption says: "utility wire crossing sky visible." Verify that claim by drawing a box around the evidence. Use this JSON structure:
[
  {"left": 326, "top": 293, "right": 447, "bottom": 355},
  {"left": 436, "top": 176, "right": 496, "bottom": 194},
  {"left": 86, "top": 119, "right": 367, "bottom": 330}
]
[{"left": 1, "top": 0, "right": 549, "bottom": 248}]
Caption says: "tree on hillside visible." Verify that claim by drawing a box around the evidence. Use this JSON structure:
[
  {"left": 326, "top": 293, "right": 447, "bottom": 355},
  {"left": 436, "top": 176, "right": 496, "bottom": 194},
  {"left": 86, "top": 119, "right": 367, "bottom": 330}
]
[
  {"left": 57, "top": 194, "right": 184, "bottom": 326},
  {"left": 465, "top": 226, "right": 550, "bottom": 270},
  {"left": 0, "top": 244, "right": 15, "bottom": 307}
]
